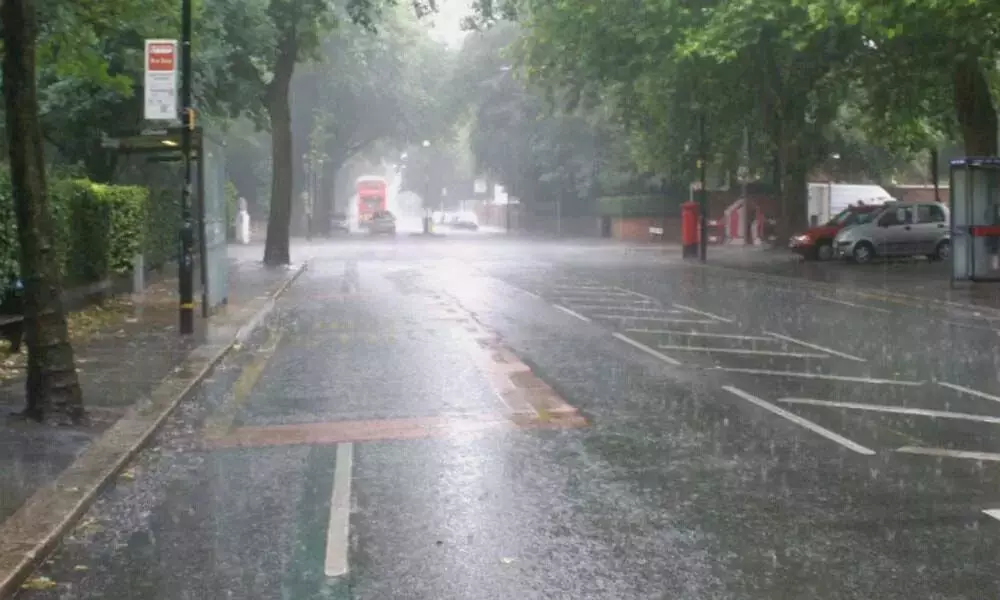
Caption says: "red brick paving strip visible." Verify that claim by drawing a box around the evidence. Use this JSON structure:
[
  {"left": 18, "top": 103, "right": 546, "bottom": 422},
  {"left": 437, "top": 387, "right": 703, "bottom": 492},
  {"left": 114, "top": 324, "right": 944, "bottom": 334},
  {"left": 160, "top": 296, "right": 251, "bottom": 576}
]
[{"left": 204, "top": 412, "right": 588, "bottom": 449}]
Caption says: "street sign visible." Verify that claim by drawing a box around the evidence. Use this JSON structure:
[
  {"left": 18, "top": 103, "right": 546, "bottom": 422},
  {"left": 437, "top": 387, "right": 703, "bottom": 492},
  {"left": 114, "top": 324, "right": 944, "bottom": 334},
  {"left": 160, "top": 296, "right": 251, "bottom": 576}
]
[{"left": 144, "top": 40, "right": 178, "bottom": 121}]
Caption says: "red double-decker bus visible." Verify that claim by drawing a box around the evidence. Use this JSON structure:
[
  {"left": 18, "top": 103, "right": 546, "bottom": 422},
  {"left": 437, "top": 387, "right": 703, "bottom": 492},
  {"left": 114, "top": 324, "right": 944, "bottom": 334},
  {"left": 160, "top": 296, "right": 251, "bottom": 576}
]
[{"left": 356, "top": 176, "right": 388, "bottom": 228}]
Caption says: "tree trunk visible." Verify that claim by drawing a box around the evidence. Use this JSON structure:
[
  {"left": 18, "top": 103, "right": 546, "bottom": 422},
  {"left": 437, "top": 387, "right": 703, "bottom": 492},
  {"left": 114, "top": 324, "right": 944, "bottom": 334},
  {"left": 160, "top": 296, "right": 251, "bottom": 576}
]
[
  {"left": 953, "top": 55, "right": 998, "bottom": 156},
  {"left": 262, "top": 68, "right": 294, "bottom": 266},
  {"left": 2, "top": 0, "right": 84, "bottom": 423},
  {"left": 314, "top": 165, "right": 337, "bottom": 236},
  {"left": 775, "top": 133, "right": 809, "bottom": 245}
]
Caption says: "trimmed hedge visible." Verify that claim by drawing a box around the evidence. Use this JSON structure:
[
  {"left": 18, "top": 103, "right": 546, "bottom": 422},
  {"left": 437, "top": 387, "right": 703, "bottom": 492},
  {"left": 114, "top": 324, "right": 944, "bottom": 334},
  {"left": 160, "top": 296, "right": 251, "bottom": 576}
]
[
  {"left": 144, "top": 186, "right": 181, "bottom": 271},
  {"left": 598, "top": 194, "right": 683, "bottom": 218},
  {"left": 0, "top": 168, "right": 171, "bottom": 287}
]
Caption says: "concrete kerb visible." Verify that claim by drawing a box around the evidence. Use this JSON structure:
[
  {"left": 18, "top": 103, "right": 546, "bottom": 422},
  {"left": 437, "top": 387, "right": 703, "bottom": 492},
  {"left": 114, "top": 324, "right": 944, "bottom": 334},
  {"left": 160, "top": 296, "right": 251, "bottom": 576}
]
[{"left": 0, "top": 261, "right": 308, "bottom": 598}]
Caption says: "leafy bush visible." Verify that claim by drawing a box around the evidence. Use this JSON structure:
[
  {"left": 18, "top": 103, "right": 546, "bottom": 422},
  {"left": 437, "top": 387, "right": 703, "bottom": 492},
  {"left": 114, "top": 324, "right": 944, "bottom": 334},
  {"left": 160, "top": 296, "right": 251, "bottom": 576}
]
[
  {"left": 144, "top": 186, "right": 181, "bottom": 270},
  {"left": 0, "top": 168, "right": 162, "bottom": 287},
  {"left": 64, "top": 181, "right": 148, "bottom": 284}
]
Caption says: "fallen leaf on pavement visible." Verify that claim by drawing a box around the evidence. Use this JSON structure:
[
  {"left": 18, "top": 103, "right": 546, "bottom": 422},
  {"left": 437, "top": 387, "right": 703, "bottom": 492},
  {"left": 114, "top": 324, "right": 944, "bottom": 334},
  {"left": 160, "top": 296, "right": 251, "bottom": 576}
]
[
  {"left": 21, "top": 576, "right": 57, "bottom": 590},
  {"left": 120, "top": 468, "right": 136, "bottom": 480}
]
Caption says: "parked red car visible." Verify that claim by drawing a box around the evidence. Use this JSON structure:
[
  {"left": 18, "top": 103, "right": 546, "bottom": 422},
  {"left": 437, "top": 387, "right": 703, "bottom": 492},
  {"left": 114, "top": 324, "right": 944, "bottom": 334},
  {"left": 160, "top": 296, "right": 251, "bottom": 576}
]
[{"left": 789, "top": 204, "right": 884, "bottom": 260}]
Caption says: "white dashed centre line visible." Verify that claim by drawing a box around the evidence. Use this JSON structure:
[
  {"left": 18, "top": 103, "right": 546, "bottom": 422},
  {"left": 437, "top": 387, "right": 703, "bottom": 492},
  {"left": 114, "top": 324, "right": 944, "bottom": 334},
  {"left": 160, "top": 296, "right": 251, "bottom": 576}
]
[
  {"left": 723, "top": 386, "right": 875, "bottom": 455},
  {"left": 324, "top": 442, "right": 354, "bottom": 577}
]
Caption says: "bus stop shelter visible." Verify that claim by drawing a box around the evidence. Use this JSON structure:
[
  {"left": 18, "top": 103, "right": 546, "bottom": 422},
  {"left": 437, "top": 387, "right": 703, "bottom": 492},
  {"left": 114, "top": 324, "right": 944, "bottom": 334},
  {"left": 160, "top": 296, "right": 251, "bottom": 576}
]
[
  {"left": 950, "top": 157, "right": 1000, "bottom": 285},
  {"left": 101, "top": 127, "right": 229, "bottom": 316}
]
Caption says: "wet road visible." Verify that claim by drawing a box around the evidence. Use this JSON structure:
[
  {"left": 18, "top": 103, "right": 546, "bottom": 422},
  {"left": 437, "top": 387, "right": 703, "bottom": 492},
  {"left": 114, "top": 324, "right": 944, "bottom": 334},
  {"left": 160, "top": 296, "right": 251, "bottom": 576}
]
[{"left": 18, "top": 235, "right": 1000, "bottom": 599}]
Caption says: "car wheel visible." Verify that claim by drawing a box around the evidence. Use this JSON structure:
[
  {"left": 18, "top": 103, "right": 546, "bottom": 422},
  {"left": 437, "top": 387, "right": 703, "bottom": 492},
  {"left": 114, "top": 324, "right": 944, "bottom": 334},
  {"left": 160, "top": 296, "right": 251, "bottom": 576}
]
[
  {"left": 932, "top": 239, "right": 950, "bottom": 261},
  {"left": 815, "top": 241, "right": 834, "bottom": 261},
  {"left": 851, "top": 242, "right": 874, "bottom": 264}
]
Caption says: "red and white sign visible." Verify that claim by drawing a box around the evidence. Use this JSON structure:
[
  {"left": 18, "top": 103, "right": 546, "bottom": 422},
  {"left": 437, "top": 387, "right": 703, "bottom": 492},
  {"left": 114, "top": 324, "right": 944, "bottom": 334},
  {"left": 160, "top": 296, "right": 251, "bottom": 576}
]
[
  {"left": 147, "top": 42, "right": 175, "bottom": 71},
  {"left": 144, "top": 39, "right": 178, "bottom": 121}
]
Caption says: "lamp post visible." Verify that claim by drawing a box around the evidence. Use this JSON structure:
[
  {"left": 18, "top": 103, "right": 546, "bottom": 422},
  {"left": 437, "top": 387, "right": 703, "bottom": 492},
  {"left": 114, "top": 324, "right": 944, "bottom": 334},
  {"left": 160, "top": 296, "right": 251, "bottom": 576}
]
[
  {"left": 697, "top": 110, "right": 708, "bottom": 262},
  {"left": 315, "top": 156, "right": 324, "bottom": 237},
  {"left": 178, "top": 0, "right": 195, "bottom": 334},
  {"left": 741, "top": 125, "right": 751, "bottom": 245},
  {"left": 421, "top": 140, "right": 431, "bottom": 234},
  {"left": 302, "top": 153, "right": 312, "bottom": 240}
]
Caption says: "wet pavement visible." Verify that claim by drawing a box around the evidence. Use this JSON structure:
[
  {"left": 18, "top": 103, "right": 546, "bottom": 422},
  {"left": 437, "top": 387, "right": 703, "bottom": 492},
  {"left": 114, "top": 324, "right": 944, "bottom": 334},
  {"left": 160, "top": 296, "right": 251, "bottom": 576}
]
[
  {"left": 14, "top": 235, "right": 1000, "bottom": 599},
  {"left": 0, "top": 252, "right": 299, "bottom": 528}
]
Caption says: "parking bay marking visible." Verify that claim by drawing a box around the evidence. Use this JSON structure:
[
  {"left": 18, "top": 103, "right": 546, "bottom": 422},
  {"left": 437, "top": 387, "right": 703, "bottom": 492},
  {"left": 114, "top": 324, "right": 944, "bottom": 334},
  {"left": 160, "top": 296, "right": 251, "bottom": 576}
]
[
  {"left": 553, "top": 304, "right": 592, "bottom": 323},
  {"left": 710, "top": 367, "right": 924, "bottom": 386},
  {"left": 595, "top": 315, "right": 718, "bottom": 324},
  {"left": 984, "top": 509, "right": 1000, "bottom": 522},
  {"left": 627, "top": 329, "right": 774, "bottom": 342},
  {"left": 612, "top": 332, "right": 681, "bottom": 365},
  {"left": 778, "top": 398, "right": 1000, "bottom": 425},
  {"left": 569, "top": 305, "right": 682, "bottom": 314},
  {"left": 896, "top": 446, "right": 1000, "bottom": 463},
  {"left": 672, "top": 303, "right": 734, "bottom": 323},
  {"left": 814, "top": 294, "right": 891, "bottom": 314},
  {"left": 937, "top": 381, "right": 1000, "bottom": 405},
  {"left": 556, "top": 297, "right": 656, "bottom": 305},
  {"left": 552, "top": 290, "right": 640, "bottom": 298},
  {"left": 723, "top": 386, "right": 875, "bottom": 455},
  {"left": 658, "top": 345, "right": 829, "bottom": 358},
  {"left": 762, "top": 331, "right": 866, "bottom": 362}
]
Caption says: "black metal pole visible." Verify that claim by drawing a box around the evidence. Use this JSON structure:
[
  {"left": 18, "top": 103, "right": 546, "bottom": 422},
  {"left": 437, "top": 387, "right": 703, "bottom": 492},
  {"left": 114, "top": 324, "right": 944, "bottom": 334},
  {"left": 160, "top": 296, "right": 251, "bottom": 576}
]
[
  {"left": 931, "top": 148, "right": 940, "bottom": 203},
  {"left": 179, "top": 0, "right": 195, "bottom": 334},
  {"left": 742, "top": 125, "right": 752, "bottom": 245},
  {"left": 698, "top": 112, "right": 708, "bottom": 262},
  {"left": 306, "top": 155, "right": 313, "bottom": 241}
]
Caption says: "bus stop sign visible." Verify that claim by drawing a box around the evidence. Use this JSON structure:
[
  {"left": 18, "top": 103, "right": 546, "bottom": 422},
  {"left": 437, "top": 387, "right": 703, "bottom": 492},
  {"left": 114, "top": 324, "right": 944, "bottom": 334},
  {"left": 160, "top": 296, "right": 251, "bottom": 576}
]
[{"left": 950, "top": 157, "right": 1000, "bottom": 283}]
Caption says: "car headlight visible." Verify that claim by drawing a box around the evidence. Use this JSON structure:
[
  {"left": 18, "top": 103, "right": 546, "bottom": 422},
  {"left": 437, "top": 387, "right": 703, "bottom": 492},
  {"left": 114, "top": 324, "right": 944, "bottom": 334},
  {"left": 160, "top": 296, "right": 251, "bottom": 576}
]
[{"left": 792, "top": 235, "right": 811, "bottom": 244}]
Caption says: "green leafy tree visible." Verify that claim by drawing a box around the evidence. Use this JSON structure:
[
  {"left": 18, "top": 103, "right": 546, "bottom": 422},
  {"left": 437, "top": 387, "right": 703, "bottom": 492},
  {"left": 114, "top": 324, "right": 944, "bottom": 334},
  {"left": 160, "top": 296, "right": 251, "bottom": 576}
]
[
  {"left": 2, "top": 0, "right": 83, "bottom": 423},
  {"left": 506, "top": 0, "right": 867, "bottom": 238},
  {"left": 206, "top": 0, "right": 434, "bottom": 265},
  {"left": 292, "top": 4, "right": 449, "bottom": 232},
  {"left": 794, "top": 0, "right": 999, "bottom": 155}
]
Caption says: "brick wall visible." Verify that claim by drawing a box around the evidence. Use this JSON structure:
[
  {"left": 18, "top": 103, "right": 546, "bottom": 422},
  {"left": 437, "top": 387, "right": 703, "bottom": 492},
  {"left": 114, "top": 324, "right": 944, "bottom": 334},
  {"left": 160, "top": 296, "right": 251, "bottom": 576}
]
[
  {"left": 886, "top": 185, "right": 948, "bottom": 204},
  {"left": 613, "top": 217, "right": 682, "bottom": 242}
]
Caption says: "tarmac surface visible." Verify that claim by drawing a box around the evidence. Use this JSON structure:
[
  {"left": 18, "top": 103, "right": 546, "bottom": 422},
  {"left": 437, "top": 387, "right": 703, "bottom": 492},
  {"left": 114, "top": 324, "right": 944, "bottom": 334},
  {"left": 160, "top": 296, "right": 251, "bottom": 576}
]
[{"left": 14, "top": 233, "right": 1000, "bottom": 599}]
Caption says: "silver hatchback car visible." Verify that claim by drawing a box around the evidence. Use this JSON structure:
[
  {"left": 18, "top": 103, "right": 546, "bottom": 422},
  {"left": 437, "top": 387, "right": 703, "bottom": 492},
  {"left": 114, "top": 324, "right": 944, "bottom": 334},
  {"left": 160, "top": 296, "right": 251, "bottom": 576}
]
[
  {"left": 368, "top": 210, "right": 397, "bottom": 235},
  {"left": 834, "top": 201, "right": 950, "bottom": 263}
]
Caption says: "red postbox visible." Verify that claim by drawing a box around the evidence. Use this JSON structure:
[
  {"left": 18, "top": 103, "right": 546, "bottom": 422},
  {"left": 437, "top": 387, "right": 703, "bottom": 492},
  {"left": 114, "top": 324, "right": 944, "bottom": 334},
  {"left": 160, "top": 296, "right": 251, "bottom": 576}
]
[{"left": 681, "top": 201, "right": 700, "bottom": 258}]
